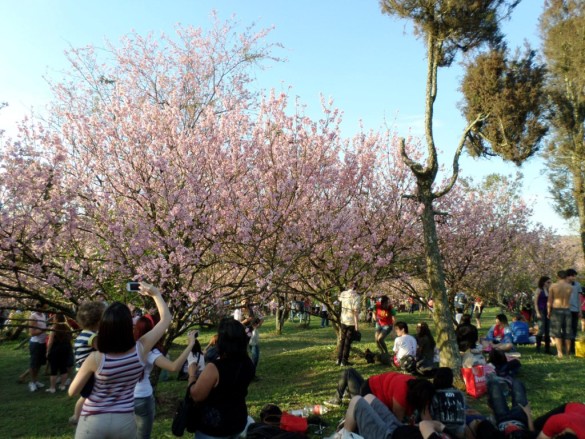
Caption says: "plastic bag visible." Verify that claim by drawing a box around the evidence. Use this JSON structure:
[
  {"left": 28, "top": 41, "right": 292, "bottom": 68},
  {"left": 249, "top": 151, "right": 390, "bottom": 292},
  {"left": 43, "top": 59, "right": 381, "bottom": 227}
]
[{"left": 461, "top": 365, "right": 487, "bottom": 398}]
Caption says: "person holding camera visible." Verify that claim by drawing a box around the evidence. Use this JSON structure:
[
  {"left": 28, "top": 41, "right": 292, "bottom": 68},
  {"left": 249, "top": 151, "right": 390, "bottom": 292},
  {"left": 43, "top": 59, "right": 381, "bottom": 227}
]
[
  {"left": 133, "top": 317, "right": 197, "bottom": 439},
  {"left": 68, "top": 282, "right": 172, "bottom": 439}
]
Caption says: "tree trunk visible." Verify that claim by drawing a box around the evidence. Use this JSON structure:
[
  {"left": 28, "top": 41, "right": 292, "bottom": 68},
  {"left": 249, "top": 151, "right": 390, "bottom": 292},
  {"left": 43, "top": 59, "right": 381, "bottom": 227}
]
[
  {"left": 275, "top": 296, "right": 285, "bottom": 334},
  {"left": 572, "top": 160, "right": 585, "bottom": 266},
  {"left": 419, "top": 194, "right": 462, "bottom": 371}
]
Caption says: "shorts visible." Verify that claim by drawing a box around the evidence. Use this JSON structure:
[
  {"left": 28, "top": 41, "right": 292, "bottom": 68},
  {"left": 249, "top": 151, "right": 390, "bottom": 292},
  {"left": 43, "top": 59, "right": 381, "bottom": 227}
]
[
  {"left": 550, "top": 308, "right": 571, "bottom": 339},
  {"left": 29, "top": 341, "right": 47, "bottom": 369},
  {"left": 581, "top": 310, "right": 585, "bottom": 319},
  {"left": 375, "top": 325, "right": 392, "bottom": 337}
]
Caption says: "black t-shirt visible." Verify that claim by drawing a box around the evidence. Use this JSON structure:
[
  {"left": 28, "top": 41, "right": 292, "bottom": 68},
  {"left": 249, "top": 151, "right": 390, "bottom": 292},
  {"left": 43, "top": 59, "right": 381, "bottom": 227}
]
[{"left": 198, "top": 355, "right": 255, "bottom": 436}]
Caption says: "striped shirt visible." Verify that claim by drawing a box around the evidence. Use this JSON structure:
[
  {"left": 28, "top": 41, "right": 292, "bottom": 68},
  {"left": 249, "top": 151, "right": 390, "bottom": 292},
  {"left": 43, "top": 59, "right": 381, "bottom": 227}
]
[
  {"left": 74, "top": 330, "right": 97, "bottom": 370},
  {"left": 81, "top": 345, "right": 145, "bottom": 416}
]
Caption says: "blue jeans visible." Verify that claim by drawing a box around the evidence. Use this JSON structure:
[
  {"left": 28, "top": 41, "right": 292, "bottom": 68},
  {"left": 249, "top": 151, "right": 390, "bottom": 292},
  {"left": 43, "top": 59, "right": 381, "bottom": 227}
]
[
  {"left": 135, "top": 394, "right": 155, "bottom": 439},
  {"left": 487, "top": 376, "right": 528, "bottom": 426}
]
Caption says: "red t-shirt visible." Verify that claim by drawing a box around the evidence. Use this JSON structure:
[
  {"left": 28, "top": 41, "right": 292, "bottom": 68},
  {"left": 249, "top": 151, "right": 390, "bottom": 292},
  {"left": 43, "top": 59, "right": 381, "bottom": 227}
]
[
  {"left": 542, "top": 403, "right": 585, "bottom": 439},
  {"left": 367, "top": 372, "right": 414, "bottom": 415},
  {"left": 375, "top": 304, "right": 394, "bottom": 327},
  {"left": 493, "top": 324, "right": 505, "bottom": 339}
]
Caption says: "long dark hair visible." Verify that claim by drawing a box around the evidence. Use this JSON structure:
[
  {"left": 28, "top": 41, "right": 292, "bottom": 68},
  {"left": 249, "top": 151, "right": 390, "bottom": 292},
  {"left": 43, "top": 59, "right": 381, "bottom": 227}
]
[
  {"left": 406, "top": 379, "right": 435, "bottom": 414},
  {"left": 538, "top": 276, "right": 551, "bottom": 289},
  {"left": 52, "top": 313, "right": 71, "bottom": 344},
  {"left": 216, "top": 317, "right": 249, "bottom": 359},
  {"left": 416, "top": 322, "right": 436, "bottom": 349},
  {"left": 97, "top": 302, "right": 135, "bottom": 353}
]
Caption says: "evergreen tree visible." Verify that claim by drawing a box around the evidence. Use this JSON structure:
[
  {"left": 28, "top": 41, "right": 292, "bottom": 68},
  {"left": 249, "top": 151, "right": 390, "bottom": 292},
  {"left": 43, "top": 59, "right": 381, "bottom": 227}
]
[{"left": 540, "top": 0, "right": 585, "bottom": 260}]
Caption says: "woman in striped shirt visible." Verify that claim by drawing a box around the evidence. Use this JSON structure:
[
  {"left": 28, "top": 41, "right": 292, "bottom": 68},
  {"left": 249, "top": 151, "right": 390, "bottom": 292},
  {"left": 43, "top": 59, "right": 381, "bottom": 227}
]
[{"left": 68, "top": 282, "right": 172, "bottom": 439}]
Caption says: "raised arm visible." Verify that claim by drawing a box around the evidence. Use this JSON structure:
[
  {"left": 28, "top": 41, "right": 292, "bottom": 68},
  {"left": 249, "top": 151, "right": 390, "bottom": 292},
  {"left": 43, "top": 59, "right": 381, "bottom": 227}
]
[
  {"left": 154, "top": 331, "right": 196, "bottom": 373},
  {"left": 137, "top": 282, "right": 172, "bottom": 354}
]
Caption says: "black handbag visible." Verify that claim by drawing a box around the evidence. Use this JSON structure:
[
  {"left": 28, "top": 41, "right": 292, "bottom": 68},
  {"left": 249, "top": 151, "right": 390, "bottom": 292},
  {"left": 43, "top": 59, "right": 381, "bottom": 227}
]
[
  {"left": 352, "top": 330, "right": 362, "bottom": 342},
  {"left": 172, "top": 383, "right": 199, "bottom": 437}
]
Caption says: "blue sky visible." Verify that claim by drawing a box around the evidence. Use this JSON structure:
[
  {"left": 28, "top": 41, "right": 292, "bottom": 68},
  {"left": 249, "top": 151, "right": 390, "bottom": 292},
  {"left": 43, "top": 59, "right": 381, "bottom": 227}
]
[{"left": 0, "top": 1, "right": 569, "bottom": 233}]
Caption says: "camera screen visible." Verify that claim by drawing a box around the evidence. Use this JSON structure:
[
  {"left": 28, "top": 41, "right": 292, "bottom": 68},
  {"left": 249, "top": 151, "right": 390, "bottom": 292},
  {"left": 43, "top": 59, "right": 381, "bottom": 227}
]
[{"left": 127, "top": 282, "right": 140, "bottom": 291}]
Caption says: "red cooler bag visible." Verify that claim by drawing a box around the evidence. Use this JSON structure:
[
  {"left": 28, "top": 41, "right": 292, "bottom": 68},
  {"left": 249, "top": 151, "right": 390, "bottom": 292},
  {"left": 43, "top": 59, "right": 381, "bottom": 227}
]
[
  {"left": 461, "top": 365, "right": 487, "bottom": 398},
  {"left": 280, "top": 412, "right": 308, "bottom": 434}
]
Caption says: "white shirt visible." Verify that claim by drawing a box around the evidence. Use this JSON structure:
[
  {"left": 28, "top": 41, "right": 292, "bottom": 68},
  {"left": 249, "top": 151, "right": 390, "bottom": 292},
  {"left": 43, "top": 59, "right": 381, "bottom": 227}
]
[
  {"left": 134, "top": 348, "right": 163, "bottom": 398},
  {"left": 339, "top": 289, "right": 359, "bottom": 326},
  {"left": 29, "top": 311, "right": 47, "bottom": 344},
  {"left": 393, "top": 334, "right": 417, "bottom": 360}
]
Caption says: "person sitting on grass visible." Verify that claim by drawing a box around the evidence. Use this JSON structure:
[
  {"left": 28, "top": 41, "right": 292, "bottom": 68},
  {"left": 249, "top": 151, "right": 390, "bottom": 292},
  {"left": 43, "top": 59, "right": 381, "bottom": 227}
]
[
  {"left": 456, "top": 314, "right": 479, "bottom": 353},
  {"left": 415, "top": 322, "right": 436, "bottom": 376},
  {"left": 393, "top": 321, "right": 417, "bottom": 371},
  {"left": 484, "top": 314, "right": 514, "bottom": 352},
  {"left": 487, "top": 349, "right": 521, "bottom": 379},
  {"left": 509, "top": 314, "right": 531, "bottom": 345}
]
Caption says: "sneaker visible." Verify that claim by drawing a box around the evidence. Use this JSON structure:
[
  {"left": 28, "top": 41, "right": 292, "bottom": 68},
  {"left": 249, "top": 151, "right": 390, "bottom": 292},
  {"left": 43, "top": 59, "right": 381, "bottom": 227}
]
[
  {"left": 68, "top": 416, "right": 78, "bottom": 425},
  {"left": 340, "top": 361, "right": 354, "bottom": 367},
  {"left": 324, "top": 397, "right": 342, "bottom": 407},
  {"left": 59, "top": 385, "right": 67, "bottom": 391},
  {"left": 45, "top": 388, "right": 56, "bottom": 394},
  {"left": 28, "top": 382, "right": 37, "bottom": 392},
  {"left": 35, "top": 381, "right": 45, "bottom": 388}
]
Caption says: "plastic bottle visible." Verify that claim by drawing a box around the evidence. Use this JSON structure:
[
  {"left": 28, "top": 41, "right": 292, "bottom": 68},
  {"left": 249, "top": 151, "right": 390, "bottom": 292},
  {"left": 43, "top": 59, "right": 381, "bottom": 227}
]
[{"left": 303, "top": 404, "right": 329, "bottom": 416}]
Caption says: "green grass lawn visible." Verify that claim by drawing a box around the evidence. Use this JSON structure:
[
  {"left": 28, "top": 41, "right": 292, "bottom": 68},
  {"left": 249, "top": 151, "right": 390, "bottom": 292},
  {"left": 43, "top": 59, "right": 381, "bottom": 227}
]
[{"left": 1, "top": 308, "right": 584, "bottom": 438}]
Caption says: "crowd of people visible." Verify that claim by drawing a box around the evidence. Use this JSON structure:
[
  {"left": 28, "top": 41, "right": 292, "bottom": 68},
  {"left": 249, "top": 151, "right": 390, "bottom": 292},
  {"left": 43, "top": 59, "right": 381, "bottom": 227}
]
[
  {"left": 325, "top": 275, "right": 585, "bottom": 439},
  {"left": 14, "top": 285, "right": 259, "bottom": 439},
  {"left": 9, "top": 269, "right": 585, "bottom": 439}
]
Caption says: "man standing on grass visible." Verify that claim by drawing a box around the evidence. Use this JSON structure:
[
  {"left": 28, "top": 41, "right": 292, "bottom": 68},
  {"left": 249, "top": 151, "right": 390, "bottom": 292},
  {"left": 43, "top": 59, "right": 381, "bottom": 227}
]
[
  {"left": 565, "top": 268, "right": 581, "bottom": 355},
  {"left": 27, "top": 300, "right": 48, "bottom": 392},
  {"left": 548, "top": 271, "right": 573, "bottom": 358},
  {"left": 337, "top": 282, "right": 360, "bottom": 366}
]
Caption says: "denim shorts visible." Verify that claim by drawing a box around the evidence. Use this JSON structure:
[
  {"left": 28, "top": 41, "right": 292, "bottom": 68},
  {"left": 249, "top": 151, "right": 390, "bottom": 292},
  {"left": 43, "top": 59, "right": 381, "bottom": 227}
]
[{"left": 375, "top": 325, "right": 392, "bottom": 336}]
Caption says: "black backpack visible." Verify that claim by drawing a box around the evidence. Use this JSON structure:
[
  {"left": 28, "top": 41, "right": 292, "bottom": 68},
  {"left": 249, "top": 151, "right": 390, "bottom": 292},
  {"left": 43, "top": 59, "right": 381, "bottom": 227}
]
[{"left": 399, "top": 355, "right": 417, "bottom": 374}]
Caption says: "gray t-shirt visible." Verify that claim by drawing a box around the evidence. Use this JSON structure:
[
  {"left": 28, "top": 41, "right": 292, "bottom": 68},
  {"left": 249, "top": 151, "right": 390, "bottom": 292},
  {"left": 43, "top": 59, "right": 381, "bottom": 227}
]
[{"left": 570, "top": 281, "right": 582, "bottom": 312}]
